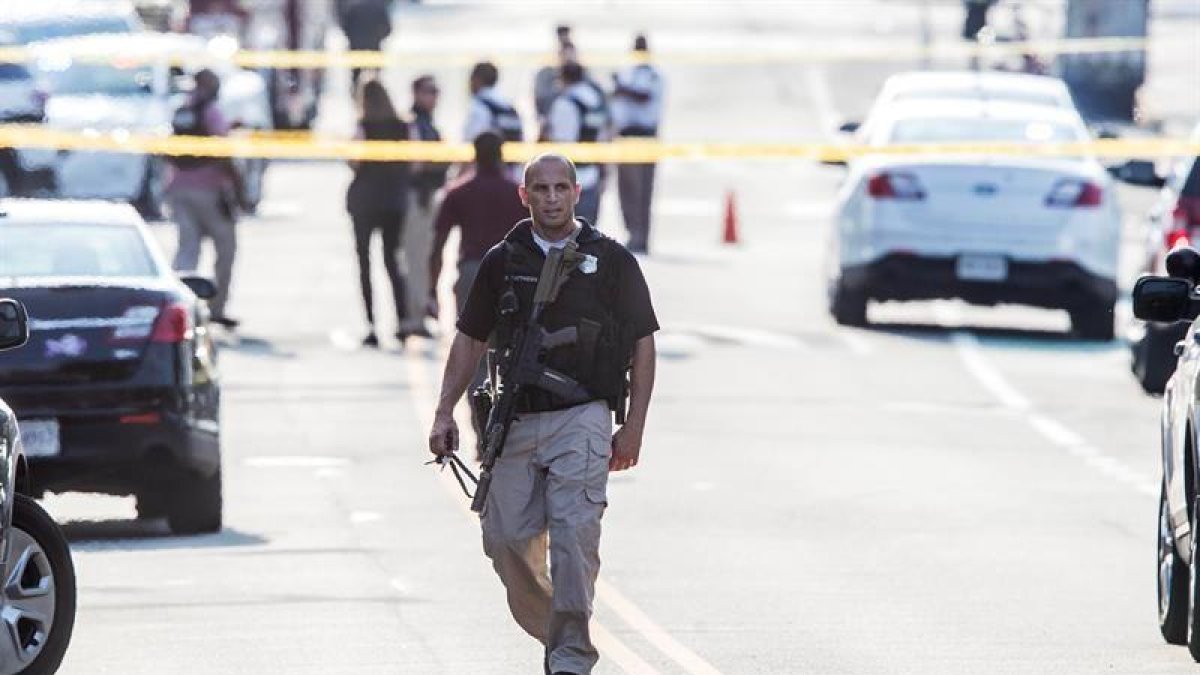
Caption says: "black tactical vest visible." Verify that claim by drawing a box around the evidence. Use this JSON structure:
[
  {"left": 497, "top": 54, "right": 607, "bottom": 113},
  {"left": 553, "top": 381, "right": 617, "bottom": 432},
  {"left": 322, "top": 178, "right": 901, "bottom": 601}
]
[{"left": 492, "top": 221, "right": 635, "bottom": 413}]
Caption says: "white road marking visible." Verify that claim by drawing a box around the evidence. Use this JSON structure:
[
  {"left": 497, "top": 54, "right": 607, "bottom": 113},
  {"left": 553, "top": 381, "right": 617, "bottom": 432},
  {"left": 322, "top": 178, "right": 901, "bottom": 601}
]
[
  {"left": 952, "top": 332, "right": 1157, "bottom": 496},
  {"left": 349, "top": 511, "right": 383, "bottom": 525},
  {"left": 596, "top": 579, "right": 725, "bottom": 675},
  {"left": 243, "top": 456, "right": 351, "bottom": 468}
]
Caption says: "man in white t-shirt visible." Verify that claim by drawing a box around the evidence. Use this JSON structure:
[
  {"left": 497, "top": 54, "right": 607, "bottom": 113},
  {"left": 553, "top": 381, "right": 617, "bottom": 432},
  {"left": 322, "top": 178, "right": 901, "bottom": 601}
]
[
  {"left": 545, "top": 62, "right": 609, "bottom": 226},
  {"left": 610, "top": 34, "right": 664, "bottom": 253}
]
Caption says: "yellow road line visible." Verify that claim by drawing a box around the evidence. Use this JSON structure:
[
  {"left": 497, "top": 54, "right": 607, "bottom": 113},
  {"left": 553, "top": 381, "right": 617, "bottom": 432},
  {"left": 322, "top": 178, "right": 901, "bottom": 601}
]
[{"left": 0, "top": 125, "right": 1195, "bottom": 163}]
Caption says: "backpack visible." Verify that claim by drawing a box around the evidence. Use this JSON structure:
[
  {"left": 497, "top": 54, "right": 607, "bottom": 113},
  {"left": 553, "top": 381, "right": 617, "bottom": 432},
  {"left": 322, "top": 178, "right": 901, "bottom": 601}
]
[
  {"left": 168, "top": 101, "right": 215, "bottom": 169},
  {"left": 478, "top": 97, "right": 524, "bottom": 143}
]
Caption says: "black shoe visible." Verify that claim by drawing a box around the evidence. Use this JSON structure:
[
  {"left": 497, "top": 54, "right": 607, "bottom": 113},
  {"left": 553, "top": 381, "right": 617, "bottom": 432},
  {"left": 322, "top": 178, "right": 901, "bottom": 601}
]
[
  {"left": 361, "top": 332, "right": 379, "bottom": 348},
  {"left": 210, "top": 315, "right": 240, "bottom": 329}
]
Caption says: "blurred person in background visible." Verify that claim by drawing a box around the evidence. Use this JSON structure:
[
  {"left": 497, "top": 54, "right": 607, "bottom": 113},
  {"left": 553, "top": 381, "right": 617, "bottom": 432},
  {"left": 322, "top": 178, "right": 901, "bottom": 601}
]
[
  {"left": 403, "top": 74, "right": 447, "bottom": 338},
  {"left": 464, "top": 61, "right": 525, "bottom": 181},
  {"left": 611, "top": 34, "right": 664, "bottom": 254},
  {"left": 340, "top": 0, "right": 393, "bottom": 93},
  {"left": 186, "top": 0, "right": 248, "bottom": 40},
  {"left": 346, "top": 79, "right": 412, "bottom": 347},
  {"left": 168, "top": 68, "right": 241, "bottom": 329},
  {"left": 962, "top": 0, "right": 997, "bottom": 41},
  {"left": 428, "top": 131, "right": 526, "bottom": 316},
  {"left": 533, "top": 24, "right": 574, "bottom": 120},
  {"left": 545, "top": 61, "right": 610, "bottom": 225}
]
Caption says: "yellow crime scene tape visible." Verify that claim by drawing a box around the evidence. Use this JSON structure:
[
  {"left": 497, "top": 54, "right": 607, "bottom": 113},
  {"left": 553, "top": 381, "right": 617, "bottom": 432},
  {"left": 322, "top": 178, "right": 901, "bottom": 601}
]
[
  {"left": 0, "top": 37, "right": 1149, "bottom": 70},
  {"left": 0, "top": 125, "right": 1195, "bottom": 163}
]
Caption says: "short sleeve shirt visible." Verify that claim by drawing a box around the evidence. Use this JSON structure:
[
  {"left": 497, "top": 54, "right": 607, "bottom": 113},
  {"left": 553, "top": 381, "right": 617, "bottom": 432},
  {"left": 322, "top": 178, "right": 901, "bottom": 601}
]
[{"left": 457, "top": 221, "right": 659, "bottom": 343}]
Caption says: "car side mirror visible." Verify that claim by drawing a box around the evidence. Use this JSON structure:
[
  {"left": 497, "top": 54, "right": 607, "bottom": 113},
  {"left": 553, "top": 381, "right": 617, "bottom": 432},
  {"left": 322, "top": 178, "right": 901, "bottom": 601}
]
[
  {"left": 1132, "top": 276, "right": 1194, "bottom": 323},
  {"left": 179, "top": 275, "right": 218, "bottom": 300},
  {"left": 837, "top": 120, "right": 861, "bottom": 134},
  {"left": 1109, "top": 160, "right": 1166, "bottom": 188},
  {"left": 1166, "top": 246, "right": 1200, "bottom": 284},
  {"left": 0, "top": 299, "right": 29, "bottom": 351}
]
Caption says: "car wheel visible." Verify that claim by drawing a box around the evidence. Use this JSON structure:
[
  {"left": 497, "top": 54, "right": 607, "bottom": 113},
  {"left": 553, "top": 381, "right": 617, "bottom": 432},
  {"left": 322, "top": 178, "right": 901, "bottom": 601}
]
[
  {"left": 133, "top": 158, "right": 166, "bottom": 221},
  {"left": 166, "top": 469, "right": 223, "bottom": 536},
  {"left": 1134, "top": 323, "right": 1187, "bottom": 395},
  {"left": 135, "top": 491, "right": 168, "bottom": 520},
  {"left": 831, "top": 281, "right": 868, "bottom": 327},
  {"left": 1161, "top": 483, "right": 1189, "bottom": 644},
  {"left": 1, "top": 494, "right": 76, "bottom": 675},
  {"left": 1070, "top": 302, "right": 1115, "bottom": 341}
]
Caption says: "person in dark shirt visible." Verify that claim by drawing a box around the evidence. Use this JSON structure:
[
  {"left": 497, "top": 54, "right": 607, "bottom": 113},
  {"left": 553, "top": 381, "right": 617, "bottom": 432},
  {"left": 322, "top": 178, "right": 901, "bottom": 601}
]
[
  {"left": 429, "top": 153, "right": 658, "bottom": 675},
  {"left": 428, "top": 131, "right": 527, "bottom": 316},
  {"left": 346, "top": 79, "right": 410, "bottom": 347}
]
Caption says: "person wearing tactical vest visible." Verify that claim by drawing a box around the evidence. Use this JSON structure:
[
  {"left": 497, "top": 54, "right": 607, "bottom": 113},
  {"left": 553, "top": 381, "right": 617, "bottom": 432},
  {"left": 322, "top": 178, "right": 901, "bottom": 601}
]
[
  {"left": 428, "top": 154, "right": 658, "bottom": 675},
  {"left": 546, "top": 62, "right": 610, "bottom": 227},
  {"left": 611, "top": 34, "right": 664, "bottom": 254},
  {"left": 463, "top": 61, "right": 524, "bottom": 182},
  {"left": 167, "top": 68, "right": 241, "bottom": 329}
]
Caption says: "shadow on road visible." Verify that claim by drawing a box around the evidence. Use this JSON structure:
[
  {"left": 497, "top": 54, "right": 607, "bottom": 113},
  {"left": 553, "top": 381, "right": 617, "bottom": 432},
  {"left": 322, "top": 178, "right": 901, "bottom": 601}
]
[
  {"left": 865, "top": 321, "right": 1126, "bottom": 353},
  {"left": 63, "top": 519, "right": 268, "bottom": 551},
  {"left": 216, "top": 334, "right": 298, "bottom": 359}
]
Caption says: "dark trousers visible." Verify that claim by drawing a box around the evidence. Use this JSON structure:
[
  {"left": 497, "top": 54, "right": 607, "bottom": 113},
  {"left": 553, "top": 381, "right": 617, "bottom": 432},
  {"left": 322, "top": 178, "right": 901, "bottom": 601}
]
[
  {"left": 617, "top": 162, "right": 656, "bottom": 252},
  {"left": 351, "top": 208, "right": 408, "bottom": 328},
  {"left": 576, "top": 184, "right": 601, "bottom": 226}
]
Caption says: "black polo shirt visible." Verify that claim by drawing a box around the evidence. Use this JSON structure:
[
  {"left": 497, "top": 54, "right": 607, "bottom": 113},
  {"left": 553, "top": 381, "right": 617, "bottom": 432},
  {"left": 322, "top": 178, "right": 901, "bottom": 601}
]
[{"left": 457, "top": 219, "right": 659, "bottom": 344}]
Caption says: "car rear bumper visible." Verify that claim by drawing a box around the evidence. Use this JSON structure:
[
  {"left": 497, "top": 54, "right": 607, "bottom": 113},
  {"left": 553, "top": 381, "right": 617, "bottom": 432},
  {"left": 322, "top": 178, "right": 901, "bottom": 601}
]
[
  {"left": 18, "top": 407, "right": 219, "bottom": 497},
  {"left": 841, "top": 253, "right": 1118, "bottom": 309}
]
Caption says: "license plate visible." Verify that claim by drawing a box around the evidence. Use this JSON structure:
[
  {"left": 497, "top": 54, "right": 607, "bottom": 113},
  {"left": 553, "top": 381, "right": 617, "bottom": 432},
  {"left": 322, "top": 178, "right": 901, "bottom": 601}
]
[
  {"left": 956, "top": 255, "right": 1008, "bottom": 282},
  {"left": 19, "top": 420, "right": 60, "bottom": 458}
]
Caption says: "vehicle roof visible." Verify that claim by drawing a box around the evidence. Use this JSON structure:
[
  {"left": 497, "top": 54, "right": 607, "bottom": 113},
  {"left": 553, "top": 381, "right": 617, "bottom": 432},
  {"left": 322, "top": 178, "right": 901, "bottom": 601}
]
[
  {"left": 0, "top": 199, "right": 144, "bottom": 227},
  {"left": 883, "top": 70, "right": 1070, "bottom": 96},
  {"left": 877, "top": 98, "right": 1085, "bottom": 125},
  {"left": 0, "top": 1, "right": 138, "bottom": 23}
]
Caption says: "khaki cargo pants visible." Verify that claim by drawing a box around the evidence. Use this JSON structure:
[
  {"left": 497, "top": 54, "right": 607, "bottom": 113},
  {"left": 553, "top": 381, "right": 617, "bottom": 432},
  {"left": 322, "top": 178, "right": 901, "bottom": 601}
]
[{"left": 481, "top": 400, "right": 611, "bottom": 675}]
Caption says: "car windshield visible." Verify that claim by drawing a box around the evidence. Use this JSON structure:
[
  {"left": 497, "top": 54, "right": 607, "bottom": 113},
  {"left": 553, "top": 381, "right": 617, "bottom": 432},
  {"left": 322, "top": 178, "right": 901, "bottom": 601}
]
[
  {"left": 884, "top": 117, "right": 1085, "bottom": 144},
  {"left": 0, "top": 224, "right": 157, "bottom": 278},
  {"left": 896, "top": 88, "right": 1062, "bottom": 108},
  {"left": 0, "top": 16, "right": 136, "bottom": 45},
  {"left": 39, "top": 60, "right": 154, "bottom": 96}
]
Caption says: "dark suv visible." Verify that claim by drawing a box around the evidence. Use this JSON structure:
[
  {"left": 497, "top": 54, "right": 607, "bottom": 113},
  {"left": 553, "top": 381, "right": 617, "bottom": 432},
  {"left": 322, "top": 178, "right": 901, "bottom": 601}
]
[{"left": 1118, "top": 122, "right": 1200, "bottom": 393}]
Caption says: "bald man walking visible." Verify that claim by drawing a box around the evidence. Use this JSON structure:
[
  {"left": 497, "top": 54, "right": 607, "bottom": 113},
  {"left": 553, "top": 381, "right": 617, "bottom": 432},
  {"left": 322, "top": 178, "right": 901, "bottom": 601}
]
[{"left": 429, "top": 154, "right": 659, "bottom": 675}]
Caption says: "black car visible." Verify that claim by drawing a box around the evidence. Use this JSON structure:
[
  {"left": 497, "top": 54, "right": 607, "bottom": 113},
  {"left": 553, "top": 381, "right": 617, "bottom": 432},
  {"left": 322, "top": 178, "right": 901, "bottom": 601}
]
[
  {"left": 1115, "top": 121, "right": 1200, "bottom": 393},
  {"left": 0, "top": 297, "right": 76, "bottom": 675},
  {"left": 0, "top": 199, "right": 222, "bottom": 535}
]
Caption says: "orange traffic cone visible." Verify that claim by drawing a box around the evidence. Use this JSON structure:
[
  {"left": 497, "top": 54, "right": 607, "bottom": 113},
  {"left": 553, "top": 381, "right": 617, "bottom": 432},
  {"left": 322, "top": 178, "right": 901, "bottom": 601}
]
[{"left": 722, "top": 190, "right": 739, "bottom": 244}]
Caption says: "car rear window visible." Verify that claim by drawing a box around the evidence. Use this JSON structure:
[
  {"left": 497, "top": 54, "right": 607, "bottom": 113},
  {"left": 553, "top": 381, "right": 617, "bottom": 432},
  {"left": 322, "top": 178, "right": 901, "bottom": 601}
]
[
  {"left": 0, "top": 223, "right": 157, "bottom": 278},
  {"left": 899, "top": 89, "right": 1062, "bottom": 108},
  {"left": 0, "top": 63, "right": 29, "bottom": 81},
  {"left": 885, "top": 117, "right": 1085, "bottom": 144}
]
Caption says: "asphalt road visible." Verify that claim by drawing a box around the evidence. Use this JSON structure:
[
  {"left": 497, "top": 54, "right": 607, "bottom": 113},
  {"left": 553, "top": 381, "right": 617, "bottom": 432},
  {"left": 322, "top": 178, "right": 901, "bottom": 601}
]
[{"left": 36, "top": 1, "right": 1200, "bottom": 673}]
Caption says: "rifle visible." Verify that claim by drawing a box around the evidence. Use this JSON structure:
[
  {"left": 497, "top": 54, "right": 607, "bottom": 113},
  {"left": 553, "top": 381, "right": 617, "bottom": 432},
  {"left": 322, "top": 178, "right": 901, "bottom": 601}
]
[{"left": 469, "top": 240, "right": 591, "bottom": 512}]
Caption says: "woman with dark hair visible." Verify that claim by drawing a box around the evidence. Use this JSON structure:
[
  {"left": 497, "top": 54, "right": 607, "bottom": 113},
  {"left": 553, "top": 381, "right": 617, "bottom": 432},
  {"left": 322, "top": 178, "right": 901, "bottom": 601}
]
[{"left": 347, "top": 78, "right": 411, "bottom": 347}]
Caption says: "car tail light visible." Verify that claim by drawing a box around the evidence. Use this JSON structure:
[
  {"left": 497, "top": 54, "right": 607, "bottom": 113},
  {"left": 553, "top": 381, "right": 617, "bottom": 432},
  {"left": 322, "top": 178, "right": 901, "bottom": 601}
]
[
  {"left": 1165, "top": 228, "right": 1191, "bottom": 250},
  {"left": 1045, "top": 179, "right": 1103, "bottom": 208},
  {"left": 866, "top": 171, "right": 925, "bottom": 200},
  {"left": 119, "top": 412, "right": 161, "bottom": 425},
  {"left": 150, "top": 303, "right": 193, "bottom": 343}
]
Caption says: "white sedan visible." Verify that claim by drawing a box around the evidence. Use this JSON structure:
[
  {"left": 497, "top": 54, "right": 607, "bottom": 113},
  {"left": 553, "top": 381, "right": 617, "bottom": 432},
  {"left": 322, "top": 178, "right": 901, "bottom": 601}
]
[
  {"left": 19, "top": 32, "right": 272, "bottom": 217},
  {"left": 827, "top": 99, "right": 1122, "bottom": 340}
]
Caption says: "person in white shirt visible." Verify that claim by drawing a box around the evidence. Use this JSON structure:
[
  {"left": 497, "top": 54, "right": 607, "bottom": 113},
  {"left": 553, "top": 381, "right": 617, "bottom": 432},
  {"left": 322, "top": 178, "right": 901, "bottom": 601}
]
[
  {"left": 545, "top": 61, "right": 610, "bottom": 225},
  {"left": 463, "top": 61, "right": 524, "bottom": 181},
  {"left": 610, "top": 34, "right": 664, "bottom": 253}
]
